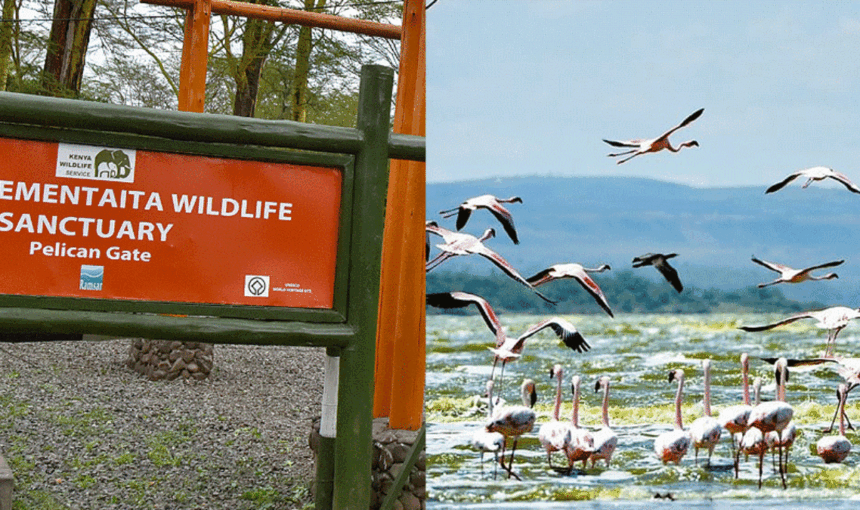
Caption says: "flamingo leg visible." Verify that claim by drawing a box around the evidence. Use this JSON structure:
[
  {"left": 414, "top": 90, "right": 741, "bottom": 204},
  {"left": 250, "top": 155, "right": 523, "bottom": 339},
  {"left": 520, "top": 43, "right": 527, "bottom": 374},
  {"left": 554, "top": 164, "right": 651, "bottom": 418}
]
[
  {"left": 607, "top": 148, "right": 637, "bottom": 157},
  {"left": 506, "top": 439, "right": 522, "bottom": 481},
  {"left": 425, "top": 252, "right": 453, "bottom": 272},
  {"left": 616, "top": 151, "right": 644, "bottom": 164},
  {"left": 779, "top": 445, "right": 787, "bottom": 489},
  {"left": 758, "top": 452, "right": 764, "bottom": 489}
]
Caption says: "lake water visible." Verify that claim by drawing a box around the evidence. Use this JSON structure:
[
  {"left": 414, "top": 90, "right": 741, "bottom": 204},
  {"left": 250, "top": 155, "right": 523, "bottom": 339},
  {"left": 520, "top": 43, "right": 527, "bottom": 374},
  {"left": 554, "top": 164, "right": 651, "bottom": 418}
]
[{"left": 426, "top": 313, "right": 860, "bottom": 508}]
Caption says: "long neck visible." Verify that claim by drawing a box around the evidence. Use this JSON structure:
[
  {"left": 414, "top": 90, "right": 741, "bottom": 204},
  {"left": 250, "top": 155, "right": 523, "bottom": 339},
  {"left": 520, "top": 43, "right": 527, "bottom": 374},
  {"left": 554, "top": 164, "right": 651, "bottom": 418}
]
[
  {"left": 486, "top": 381, "right": 496, "bottom": 418},
  {"left": 703, "top": 363, "right": 712, "bottom": 417},
  {"left": 571, "top": 380, "right": 581, "bottom": 427},
  {"left": 777, "top": 364, "right": 786, "bottom": 402},
  {"left": 674, "top": 376, "right": 684, "bottom": 430},
  {"left": 741, "top": 359, "right": 750, "bottom": 406},
  {"left": 601, "top": 381, "right": 611, "bottom": 428},
  {"left": 553, "top": 371, "right": 563, "bottom": 421}
]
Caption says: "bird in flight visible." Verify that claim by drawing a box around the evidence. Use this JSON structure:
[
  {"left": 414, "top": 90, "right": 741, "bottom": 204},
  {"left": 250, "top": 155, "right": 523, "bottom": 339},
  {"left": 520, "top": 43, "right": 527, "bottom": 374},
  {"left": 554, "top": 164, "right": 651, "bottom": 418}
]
[
  {"left": 438, "top": 195, "right": 523, "bottom": 244},
  {"left": 750, "top": 256, "right": 843, "bottom": 288},
  {"left": 603, "top": 108, "right": 704, "bottom": 165},
  {"left": 765, "top": 167, "right": 860, "bottom": 194},
  {"left": 632, "top": 253, "right": 683, "bottom": 293}
]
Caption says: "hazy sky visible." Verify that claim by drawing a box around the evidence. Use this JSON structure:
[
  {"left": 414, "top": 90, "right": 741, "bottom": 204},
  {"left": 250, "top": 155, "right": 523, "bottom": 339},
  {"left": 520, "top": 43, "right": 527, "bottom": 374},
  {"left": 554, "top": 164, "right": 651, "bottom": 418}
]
[{"left": 427, "top": 1, "right": 860, "bottom": 188}]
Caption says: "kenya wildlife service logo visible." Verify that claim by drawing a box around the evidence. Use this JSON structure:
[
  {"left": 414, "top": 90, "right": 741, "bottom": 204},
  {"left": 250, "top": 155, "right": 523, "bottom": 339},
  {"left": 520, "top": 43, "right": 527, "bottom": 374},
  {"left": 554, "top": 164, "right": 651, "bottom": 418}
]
[{"left": 56, "top": 143, "right": 136, "bottom": 183}]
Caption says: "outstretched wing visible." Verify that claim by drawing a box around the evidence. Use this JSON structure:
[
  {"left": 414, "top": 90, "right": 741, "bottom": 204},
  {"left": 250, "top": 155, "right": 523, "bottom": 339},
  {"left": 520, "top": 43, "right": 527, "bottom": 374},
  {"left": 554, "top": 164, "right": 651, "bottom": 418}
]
[
  {"left": 658, "top": 108, "right": 704, "bottom": 139},
  {"left": 572, "top": 270, "right": 614, "bottom": 318},
  {"left": 473, "top": 245, "right": 557, "bottom": 304},
  {"left": 602, "top": 138, "right": 641, "bottom": 148},
  {"left": 426, "top": 291, "right": 502, "bottom": 337},
  {"left": 655, "top": 259, "right": 683, "bottom": 293},
  {"left": 486, "top": 204, "right": 520, "bottom": 244},
  {"left": 517, "top": 317, "right": 590, "bottom": 354},
  {"left": 739, "top": 312, "right": 813, "bottom": 332},
  {"left": 765, "top": 172, "right": 803, "bottom": 194},
  {"left": 829, "top": 171, "right": 860, "bottom": 194},
  {"left": 751, "top": 256, "right": 790, "bottom": 274}
]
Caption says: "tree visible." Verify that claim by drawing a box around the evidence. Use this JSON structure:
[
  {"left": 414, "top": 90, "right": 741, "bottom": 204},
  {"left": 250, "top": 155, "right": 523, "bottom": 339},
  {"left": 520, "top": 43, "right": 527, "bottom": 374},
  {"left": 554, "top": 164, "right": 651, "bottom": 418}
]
[{"left": 42, "top": 0, "right": 98, "bottom": 97}]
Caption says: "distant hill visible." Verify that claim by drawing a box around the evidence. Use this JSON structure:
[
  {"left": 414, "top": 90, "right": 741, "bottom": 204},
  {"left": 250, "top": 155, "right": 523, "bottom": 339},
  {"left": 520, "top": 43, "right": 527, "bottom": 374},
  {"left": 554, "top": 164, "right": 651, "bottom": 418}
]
[{"left": 427, "top": 176, "right": 860, "bottom": 306}]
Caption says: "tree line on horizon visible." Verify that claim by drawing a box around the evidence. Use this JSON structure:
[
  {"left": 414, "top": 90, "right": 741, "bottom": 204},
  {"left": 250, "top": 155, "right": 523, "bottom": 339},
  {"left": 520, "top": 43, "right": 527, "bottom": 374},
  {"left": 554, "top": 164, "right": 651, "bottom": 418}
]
[{"left": 426, "top": 269, "right": 825, "bottom": 315}]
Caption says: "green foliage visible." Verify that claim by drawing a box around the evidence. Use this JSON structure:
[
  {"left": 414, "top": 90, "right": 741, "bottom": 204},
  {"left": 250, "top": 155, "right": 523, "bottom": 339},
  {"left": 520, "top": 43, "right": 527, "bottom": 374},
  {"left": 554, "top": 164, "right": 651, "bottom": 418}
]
[{"left": 426, "top": 269, "right": 824, "bottom": 315}]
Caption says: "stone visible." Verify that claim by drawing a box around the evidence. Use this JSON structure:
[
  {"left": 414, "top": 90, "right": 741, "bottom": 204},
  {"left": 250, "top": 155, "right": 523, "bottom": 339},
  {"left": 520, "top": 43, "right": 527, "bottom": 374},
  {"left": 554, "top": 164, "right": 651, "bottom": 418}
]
[
  {"left": 399, "top": 491, "right": 421, "bottom": 510},
  {"left": 389, "top": 442, "right": 411, "bottom": 463}
]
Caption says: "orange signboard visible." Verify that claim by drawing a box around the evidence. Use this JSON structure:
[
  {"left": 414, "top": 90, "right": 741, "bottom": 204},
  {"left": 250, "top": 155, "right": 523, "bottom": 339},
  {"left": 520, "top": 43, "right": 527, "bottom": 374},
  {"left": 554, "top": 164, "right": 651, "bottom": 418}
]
[{"left": 0, "top": 138, "right": 342, "bottom": 309}]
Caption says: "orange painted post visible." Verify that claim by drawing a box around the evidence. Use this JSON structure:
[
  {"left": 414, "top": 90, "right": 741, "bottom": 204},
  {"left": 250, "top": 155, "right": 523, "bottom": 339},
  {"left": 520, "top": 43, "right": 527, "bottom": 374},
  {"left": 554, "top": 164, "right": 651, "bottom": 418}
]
[
  {"left": 143, "top": 0, "right": 401, "bottom": 40},
  {"left": 177, "top": 0, "right": 211, "bottom": 113},
  {"left": 373, "top": 0, "right": 426, "bottom": 430}
]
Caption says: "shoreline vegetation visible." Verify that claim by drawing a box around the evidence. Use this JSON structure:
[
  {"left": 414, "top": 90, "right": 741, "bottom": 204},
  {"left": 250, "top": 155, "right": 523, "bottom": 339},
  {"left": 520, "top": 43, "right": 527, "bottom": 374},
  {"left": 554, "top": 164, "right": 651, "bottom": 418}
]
[{"left": 427, "top": 269, "right": 825, "bottom": 315}]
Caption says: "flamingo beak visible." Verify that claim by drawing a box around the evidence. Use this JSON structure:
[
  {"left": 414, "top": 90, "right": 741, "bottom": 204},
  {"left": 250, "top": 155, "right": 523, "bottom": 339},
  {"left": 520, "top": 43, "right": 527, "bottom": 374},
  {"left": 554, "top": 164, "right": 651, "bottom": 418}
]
[{"left": 594, "top": 379, "right": 601, "bottom": 393}]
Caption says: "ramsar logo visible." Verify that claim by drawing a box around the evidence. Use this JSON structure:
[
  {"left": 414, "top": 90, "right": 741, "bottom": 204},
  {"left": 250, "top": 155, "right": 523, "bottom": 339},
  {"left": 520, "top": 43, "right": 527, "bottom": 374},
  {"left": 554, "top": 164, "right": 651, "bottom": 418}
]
[
  {"left": 80, "top": 265, "right": 104, "bottom": 291},
  {"left": 244, "top": 275, "right": 270, "bottom": 297},
  {"left": 56, "top": 143, "right": 136, "bottom": 183}
]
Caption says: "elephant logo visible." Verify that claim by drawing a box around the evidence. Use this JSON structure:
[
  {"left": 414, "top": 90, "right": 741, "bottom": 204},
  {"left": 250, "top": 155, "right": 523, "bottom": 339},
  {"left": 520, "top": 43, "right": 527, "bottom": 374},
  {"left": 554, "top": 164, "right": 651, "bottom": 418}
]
[{"left": 94, "top": 149, "right": 133, "bottom": 180}]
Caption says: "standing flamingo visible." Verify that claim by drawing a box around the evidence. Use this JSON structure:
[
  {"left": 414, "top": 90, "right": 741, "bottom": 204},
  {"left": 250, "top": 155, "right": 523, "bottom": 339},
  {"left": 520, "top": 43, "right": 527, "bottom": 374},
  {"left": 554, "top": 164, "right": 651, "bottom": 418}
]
[
  {"left": 718, "top": 353, "right": 753, "bottom": 477},
  {"left": 603, "top": 108, "right": 704, "bottom": 164},
  {"left": 740, "top": 377, "right": 769, "bottom": 488},
  {"left": 538, "top": 365, "right": 571, "bottom": 470},
  {"left": 426, "top": 291, "right": 590, "bottom": 393},
  {"left": 526, "top": 263, "right": 614, "bottom": 318},
  {"left": 750, "top": 256, "right": 843, "bottom": 288},
  {"left": 817, "top": 384, "right": 852, "bottom": 463},
  {"left": 438, "top": 194, "right": 523, "bottom": 244},
  {"left": 589, "top": 376, "right": 618, "bottom": 468},
  {"left": 424, "top": 222, "right": 554, "bottom": 304},
  {"left": 655, "top": 369, "right": 691, "bottom": 464},
  {"left": 765, "top": 166, "right": 860, "bottom": 194},
  {"left": 564, "top": 375, "right": 594, "bottom": 472},
  {"left": 486, "top": 378, "right": 538, "bottom": 480},
  {"left": 690, "top": 359, "right": 722, "bottom": 466},
  {"left": 470, "top": 379, "right": 505, "bottom": 477},
  {"left": 632, "top": 253, "right": 684, "bottom": 293},
  {"left": 740, "top": 306, "right": 860, "bottom": 357},
  {"left": 748, "top": 358, "right": 794, "bottom": 488}
]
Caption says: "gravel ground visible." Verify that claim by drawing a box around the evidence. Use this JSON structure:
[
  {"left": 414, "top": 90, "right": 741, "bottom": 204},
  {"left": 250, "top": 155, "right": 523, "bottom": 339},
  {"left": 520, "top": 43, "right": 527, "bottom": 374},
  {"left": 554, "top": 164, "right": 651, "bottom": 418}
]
[{"left": 0, "top": 339, "right": 325, "bottom": 509}]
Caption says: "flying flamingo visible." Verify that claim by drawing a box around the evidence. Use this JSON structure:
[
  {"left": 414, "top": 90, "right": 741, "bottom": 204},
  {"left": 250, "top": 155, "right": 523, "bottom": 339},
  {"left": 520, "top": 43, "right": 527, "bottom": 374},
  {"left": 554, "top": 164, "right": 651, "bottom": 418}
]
[
  {"left": 486, "top": 378, "right": 538, "bottom": 480},
  {"left": 470, "top": 379, "right": 505, "bottom": 477},
  {"left": 603, "top": 108, "right": 704, "bottom": 165},
  {"left": 438, "top": 195, "right": 523, "bottom": 244},
  {"left": 526, "top": 263, "right": 614, "bottom": 318},
  {"left": 538, "top": 365, "right": 571, "bottom": 470},
  {"left": 747, "top": 358, "right": 794, "bottom": 488},
  {"left": 690, "top": 359, "right": 722, "bottom": 466},
  {"left": 765, "top": 166, "right": 860, "bottom": 194},
  {"left": 425, "top": 222, "right": 555, "bottom": 304},
  {"left": 564, "top": 375, "right": 594, "bottom": 472},
  {"left": 739, "top": 306, "right": 860, "bottom": 357},
  {"left": 718, "top": 353, "right": 753, "bottom": 477},
  {"left": 654, "top": 369, "right": 691, "bottom": 464},
  {"left": 589, "top": 376, "right": 618, "bottom": 469},
  {"left": 632, "top": 253, "right": 684, "bottom": 293},
  {"left": 817, "top": 384, "right": 852, "bottom": 464},
  {"left": 750, "top": 256, "right": 843, "bottom": 288},
  {"left": 739, "top": 377, "right": 769, "bottom": 488},
  {"left": 425, "top": 292, "right": 590, "bottom": 393}
]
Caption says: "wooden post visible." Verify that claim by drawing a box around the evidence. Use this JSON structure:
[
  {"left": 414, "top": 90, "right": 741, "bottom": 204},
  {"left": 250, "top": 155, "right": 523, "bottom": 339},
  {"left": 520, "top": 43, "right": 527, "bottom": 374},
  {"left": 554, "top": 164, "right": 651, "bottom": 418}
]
[
  {"left": 178, "top": 0, "right": 211, "bottom": 113},
  {"left": 373, "top": 0, "right": 425, "bottom": 430}
]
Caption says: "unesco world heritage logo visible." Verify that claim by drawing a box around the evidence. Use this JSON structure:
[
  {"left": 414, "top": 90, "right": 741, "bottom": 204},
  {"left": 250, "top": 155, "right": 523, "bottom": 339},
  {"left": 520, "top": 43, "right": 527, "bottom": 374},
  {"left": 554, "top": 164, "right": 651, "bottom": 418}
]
[
  {"left": 244, "top": 275, "right": 269, "bottom": 297},
  {"left": 80, "top": 265, "right": 104, "bottom": 291}
]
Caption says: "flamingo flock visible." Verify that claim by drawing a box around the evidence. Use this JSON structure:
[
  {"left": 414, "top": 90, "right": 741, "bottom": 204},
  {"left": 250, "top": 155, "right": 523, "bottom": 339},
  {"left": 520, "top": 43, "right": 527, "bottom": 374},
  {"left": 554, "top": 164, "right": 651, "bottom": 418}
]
[{"left": 427, "top": 108, "right": 860, "bottom": 487}]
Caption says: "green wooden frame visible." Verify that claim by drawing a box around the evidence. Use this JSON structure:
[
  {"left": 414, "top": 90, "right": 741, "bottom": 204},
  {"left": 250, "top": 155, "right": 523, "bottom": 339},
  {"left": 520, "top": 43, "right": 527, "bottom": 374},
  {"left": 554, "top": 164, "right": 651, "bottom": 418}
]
[{"left": 0, "top": 65, "right": 424, "bottom": 510}]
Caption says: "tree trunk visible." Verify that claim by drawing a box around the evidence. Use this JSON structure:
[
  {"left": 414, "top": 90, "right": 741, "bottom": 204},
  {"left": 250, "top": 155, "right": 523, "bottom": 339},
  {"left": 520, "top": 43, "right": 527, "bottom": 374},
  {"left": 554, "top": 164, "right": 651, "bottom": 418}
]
[
  {"left": 42, "top": 0, "right": 98, "bottom": 97},
  {"left": 0, "top": 0, "right": 15, "bottom": 91},
  {"left": 233, "top": 14, "right": 280, "bottom": 117},
  {"left": 288, "top": 0, "right": 325, "bottom": 123}
]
